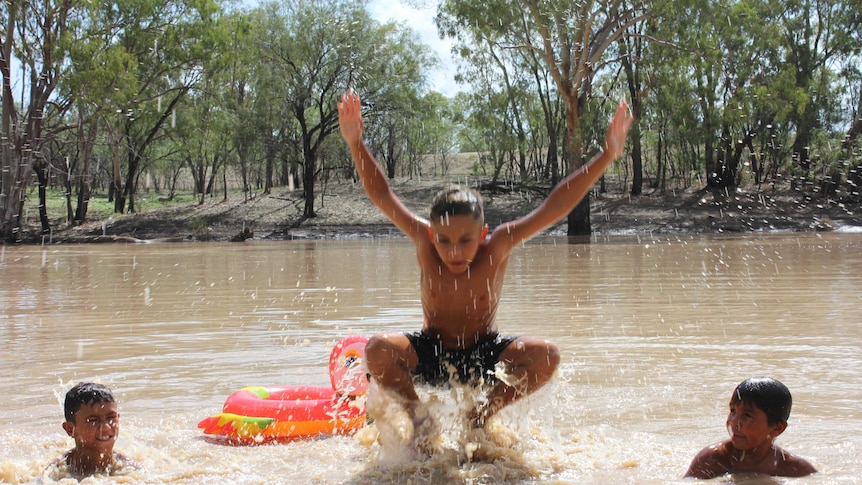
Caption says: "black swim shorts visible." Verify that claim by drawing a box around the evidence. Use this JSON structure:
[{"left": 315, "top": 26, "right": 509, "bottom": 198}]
[{"left": 405, "top": 331, "right": 518, "bottom": 386}]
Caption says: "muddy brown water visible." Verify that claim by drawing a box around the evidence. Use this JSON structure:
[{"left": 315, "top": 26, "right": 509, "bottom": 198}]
[{"left": 1, "top": 232, "right": 860, "bottom": 484}]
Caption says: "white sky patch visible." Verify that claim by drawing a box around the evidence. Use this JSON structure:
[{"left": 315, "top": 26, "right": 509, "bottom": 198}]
[{"left": 368, "top": 0, "right": 460, "bottom": 96}]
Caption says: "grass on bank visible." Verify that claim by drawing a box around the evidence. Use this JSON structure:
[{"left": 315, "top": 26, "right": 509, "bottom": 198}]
[{"left": 24, "top": 187, "right": 201, "bottom": 228}]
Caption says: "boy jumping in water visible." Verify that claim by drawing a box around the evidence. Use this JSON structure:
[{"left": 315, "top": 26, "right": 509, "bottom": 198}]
[{"left": 338, "top": 89, "right": 633, "bottom": 440}]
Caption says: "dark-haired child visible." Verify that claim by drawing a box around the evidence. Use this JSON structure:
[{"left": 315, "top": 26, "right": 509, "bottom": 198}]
[
  {"left": 685, "top": 377, "right": 817, "bottom": 479},
  {"left": 51, "top": 382, "right": 138, "bottom": 479},
  {"left": 338, "top": 89, "right": 633, "bottom": 446}
]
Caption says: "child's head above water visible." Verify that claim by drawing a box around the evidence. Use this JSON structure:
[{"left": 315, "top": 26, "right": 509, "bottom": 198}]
[
  {"left": 430, "top": 185, "right": 484, "bottom": 223},
  {"left": 731, "top": 377, "right": 792, "bottom": 427},
  {"left": 685, "top": 376, "right": 816, "bottom": 478},
  {"left": 61, "top": 382, "right": 122, "bottom": 474},
  {"left": 52, "top": 382, "right": 137, "bottom": 480},
  {"left": 64, "top": 382, "right": 116, "bottom": 423}
]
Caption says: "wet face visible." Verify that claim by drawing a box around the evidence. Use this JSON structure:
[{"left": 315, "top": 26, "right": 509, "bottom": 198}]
[
  {"left": 725, "top": 398, "right": 784, "bottom": 451},
  {"left": 63, "top": 401, "right": 120, "bottom": 457},
  {"left": 429, "top": 214, "right": 487, "bottom": 275}
]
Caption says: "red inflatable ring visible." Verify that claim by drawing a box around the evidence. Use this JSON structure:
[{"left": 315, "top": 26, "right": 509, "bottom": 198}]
[{"left": 198, "top": 336, "right": 368, "bottom": 443}]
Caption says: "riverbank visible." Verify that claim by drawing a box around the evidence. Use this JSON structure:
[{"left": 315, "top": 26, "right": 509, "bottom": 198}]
[{"left": 19, "top": 177, "right": 862, "bottom": 244}]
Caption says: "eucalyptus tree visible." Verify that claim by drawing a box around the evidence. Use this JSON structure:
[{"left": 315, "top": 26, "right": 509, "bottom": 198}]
[
  {"left": 780, "top": 0, "right": 862, "bottom": 175},
  {"left": 528, "top": 59, "right": 566, "bottom": 185},
  {"left": 646, "top": 0, "right": 844, "bottom": 193},
  {"left": 91, "top": 0, "right": 222, "bottom": 214},
  {"left": 168, "top": 11, "right": 258, "bottom": 204},
  {"left": 245, "top": 8, "right": 294, "bottom": 194},
  {"left": 214, "top": 11, "right": 259, "bottom": 199},
  {"left": 438, "top": 1, "right": 564, "bottom": 186},
  {"left": 706, "top": 1, "right": 790, "bottom": 188},
  {"left": 442, "top": 43, "right": 511, "bottom": 180},
  {"left": 0, "top": 0, "right": 82, "bottom": 240},
  {"left": 256, "top": 0, "right": 356, "bottom": 218},
  {"left": 434, "top": 21, "right": 541, "bottom": 184},
  {"left": 419, "top": 92, "right": 460, "bottom": 178},
  {"left": 438, "top": 0, "right": 648, "bottom": 235},
  {"left": 175, "top": 75, "right": 235, "bottom": 204},
  {"left": 399, "top": 92, "right": 457, "bottom": 179},
  {"left": 363, "top": 91, "right": 411, "bottom": 180},
  {"left": 639, "top": 56, "right": 704, "bottom": 190},
  {"left": 847, "top": 81, "right": 862, "bottom": 153},
  {"left": 0, "top": 0, "right": 141, "bottom": 237},
  {"left": 255, "top": 0, "right": 430, "bottom": 219},
  {"left": 460, "top": 87, "right": 520, "bottom": 183},
  {"left": 356, "top": 27, "right": 434, "bottom": 181},
  {"left": 617, "top": 3, "right": 646, "bottom": 196},
  {"left": 473, "top": 45, "right": 532, "bottom": 182},
  {"left": 847, "top": 90, "right": 862, "bottom": 197}
]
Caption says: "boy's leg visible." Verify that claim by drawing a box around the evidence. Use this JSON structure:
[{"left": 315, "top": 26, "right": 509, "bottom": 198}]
[
  {"left": 365, "top": 332, "right": 420, "bottom": 404},
  {"left": 365, "top": 333, "right": 441, "bottom": 452},
  {"left": 470, "top": 336, "right": 560, "bottom": 427}
]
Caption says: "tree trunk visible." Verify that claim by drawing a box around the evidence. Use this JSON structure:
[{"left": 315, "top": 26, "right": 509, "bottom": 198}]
[
  {"left": 385, "top": 125, "right": 396, "bottom": 179},
  {"left": 621, "top": 35, "right": 643, "bottom": 196},
  {"left": 302, "top": 151, "right": 316, "bottom": 218},
  {"left": 75, "top": 178, "right": 90, "bottom": 223},
  {"left": 564, "top": 92, "right": 590, "bottom": 236},
  {"left": 35, "top": 162, "right": 51, "bottom": 234},
  {"left": 264, "top": 139, "right": 275, "bottom": 195},
  {"left": 301, "top": 126, "right": 317, "bottom": 218},
  {"left": 74, "top": 119, "right": 97, "bottom": 223},
  {"left": 630, "top": 123, "right": 643, "bottom": 196},
  {"left": 566, "top": 196, "right": 592, "bottom": 236}
]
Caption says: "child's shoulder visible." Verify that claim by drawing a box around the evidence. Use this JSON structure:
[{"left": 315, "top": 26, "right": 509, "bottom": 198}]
[
  {"left": 695, "top": 439, "right": 732, "bottom": 461},
  {"left": 42, "top": 451, "right": 73, "bottom": 481},
  {"left": 774, "top": 446, "right": 817, "bottom": 477},
  {"left": 42, "top": 449, "right": 141, "bottom": 481},
  {"left": 685, "top": 440, "right": 734, "bottom": 478},
  {"left": 111, "top": 451, "right": 141, "bottom": 474}
]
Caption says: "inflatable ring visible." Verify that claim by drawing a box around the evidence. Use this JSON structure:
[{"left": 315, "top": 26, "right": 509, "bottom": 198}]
[
  {"left": 329, "top": 334, "right": 369, "bottom": 396},
  {"left": 198, "top": 336, "right": 368, "bottom": 443}
]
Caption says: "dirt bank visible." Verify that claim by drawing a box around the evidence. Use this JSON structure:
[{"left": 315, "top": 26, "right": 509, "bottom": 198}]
[{"left": 21, "top": 178, "right": 862, "bottom": 244}]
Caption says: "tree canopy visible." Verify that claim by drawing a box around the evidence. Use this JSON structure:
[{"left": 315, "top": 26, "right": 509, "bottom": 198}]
[{"left": 1, "top": 0, "right": 859, "bottom": 241}]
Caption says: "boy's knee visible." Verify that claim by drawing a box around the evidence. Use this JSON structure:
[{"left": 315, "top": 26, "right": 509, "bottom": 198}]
[
  {"left": 364, "top": 334, "right": 403, "bottom": 371},
  {"left": 509, "top": 338, "right": 560, "bottom": 372},
  {"left": 364, "top": 335, "right": 385, "bottom": 364},
  {"left": 544, "top": 342, "right": 561, "bottom": 370},
  {"left": 532, "top": 341, "right": 560, "bottom": 377}
]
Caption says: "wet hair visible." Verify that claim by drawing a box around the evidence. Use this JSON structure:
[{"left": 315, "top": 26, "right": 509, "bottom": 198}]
[
  {"left": 64, "top": 382, "right": 116, "bottom": 422},
  {"left": 429, "top": 185, "right": 484, "bottom": 222},
  {"left": 731, "top": 377, "right": 792, "bottom": 426}
]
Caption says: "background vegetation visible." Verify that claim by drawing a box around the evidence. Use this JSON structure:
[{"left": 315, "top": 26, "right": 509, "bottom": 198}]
[{"left": 1, "top": 0, "right": 860, "bottom": 242}]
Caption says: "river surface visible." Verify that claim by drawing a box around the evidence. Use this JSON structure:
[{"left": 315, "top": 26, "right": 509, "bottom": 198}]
[{"left": 0, "top": 232, "right": 860, "bottom": 484}]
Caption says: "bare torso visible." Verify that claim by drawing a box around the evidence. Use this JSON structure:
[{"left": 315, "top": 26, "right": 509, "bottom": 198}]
[
  {"left": 687, "top": 440, "right": 817, "bottom": 478},
  {"left": 416, "top": 237, "right": 511, "bottom": 349}
]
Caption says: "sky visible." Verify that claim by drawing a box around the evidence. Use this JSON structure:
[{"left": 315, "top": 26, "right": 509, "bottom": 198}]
[{"left": 367, "top": 0, "right": 460, "bottom": 96}]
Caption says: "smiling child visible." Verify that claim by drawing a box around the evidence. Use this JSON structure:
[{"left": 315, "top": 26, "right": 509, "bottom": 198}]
[{"left": 50, "top": 382, "right": 138, "bottom": 480}]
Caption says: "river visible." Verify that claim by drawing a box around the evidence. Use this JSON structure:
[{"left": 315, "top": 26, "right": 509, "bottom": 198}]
[{"left": 1, "top": 232, "right": 860, "bottom": 484}]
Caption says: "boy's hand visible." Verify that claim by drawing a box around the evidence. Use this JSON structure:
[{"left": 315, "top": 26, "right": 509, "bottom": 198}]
[
  {"left": 338, "top": 89, "right": 364, "bottom": 147},
  {"left": 604, "top": 100, "right": 634, "bottom": 159}
]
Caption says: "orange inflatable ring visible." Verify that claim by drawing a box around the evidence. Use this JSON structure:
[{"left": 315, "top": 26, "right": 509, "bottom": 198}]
[{"left": 198, "top": 336, "right": 368, "bottom": 443}]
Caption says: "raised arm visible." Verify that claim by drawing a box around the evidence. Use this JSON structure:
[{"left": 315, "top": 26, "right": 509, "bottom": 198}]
[
  {"left": 338, "top": 90, "right": 427, "bottom": 240},
  {"left": 491, "top": 100, "right": 634, "bottom": 248}
]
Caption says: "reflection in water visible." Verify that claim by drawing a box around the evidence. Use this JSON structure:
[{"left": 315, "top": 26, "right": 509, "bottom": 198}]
[{"left": 0, "top": 234, "right": 860, "bottom": 483}]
